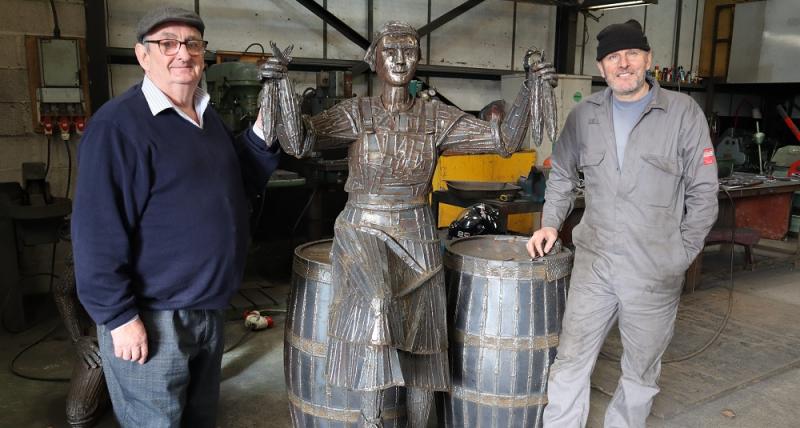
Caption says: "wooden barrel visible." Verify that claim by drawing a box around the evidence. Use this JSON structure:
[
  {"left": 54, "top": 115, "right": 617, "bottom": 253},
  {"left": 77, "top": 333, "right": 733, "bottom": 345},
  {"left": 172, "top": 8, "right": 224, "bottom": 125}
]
[
  {"left": 284, "top": 239, "right": 407, "bottom": 427},
  {"left": 439, "top": 235, "right": 572, "bottom": 428}
]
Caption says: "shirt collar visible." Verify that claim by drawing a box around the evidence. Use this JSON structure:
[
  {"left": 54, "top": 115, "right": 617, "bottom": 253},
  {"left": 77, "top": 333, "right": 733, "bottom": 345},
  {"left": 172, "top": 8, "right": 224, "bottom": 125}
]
[{"left": 141, "top": 75, "right": 210, "bottom": 128}]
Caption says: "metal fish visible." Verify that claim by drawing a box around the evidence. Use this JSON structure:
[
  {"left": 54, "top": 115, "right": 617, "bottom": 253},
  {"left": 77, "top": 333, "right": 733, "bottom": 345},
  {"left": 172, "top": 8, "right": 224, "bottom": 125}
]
[
  {"left": 524, "top": 48, "right": 558, "bottom": 147},
  {"left": 260, "top": 42, "right": 294, "bottom": 148}
]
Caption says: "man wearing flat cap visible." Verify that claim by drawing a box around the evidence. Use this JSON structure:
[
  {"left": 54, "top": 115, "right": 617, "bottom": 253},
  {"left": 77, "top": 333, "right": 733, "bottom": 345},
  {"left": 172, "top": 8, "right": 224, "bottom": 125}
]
[
  {"left": 527, "top": 19, "right": 718, "bottom": 427},
  {"left": 72, "top": 6, "right": 280, "bottom": 427}
]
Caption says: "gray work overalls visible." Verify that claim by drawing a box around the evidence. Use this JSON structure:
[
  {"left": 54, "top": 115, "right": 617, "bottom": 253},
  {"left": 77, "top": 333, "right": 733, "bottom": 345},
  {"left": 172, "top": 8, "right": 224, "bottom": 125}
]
[{"left": 540, "top": 80, "right": 719, "bottom": 427}]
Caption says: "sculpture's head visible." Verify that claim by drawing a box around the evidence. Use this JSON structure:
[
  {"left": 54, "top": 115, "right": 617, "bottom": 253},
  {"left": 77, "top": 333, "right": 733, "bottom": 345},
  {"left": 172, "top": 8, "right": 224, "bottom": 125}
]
[{"left": 364, "top": 21, "right": 419, "bottom": 87}]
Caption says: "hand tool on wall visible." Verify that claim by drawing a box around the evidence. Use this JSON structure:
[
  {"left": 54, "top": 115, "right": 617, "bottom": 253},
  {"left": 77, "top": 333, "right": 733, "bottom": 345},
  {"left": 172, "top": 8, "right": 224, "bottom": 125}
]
[{"left": 776, "top": 104, "right": 800, "bottom": 143}]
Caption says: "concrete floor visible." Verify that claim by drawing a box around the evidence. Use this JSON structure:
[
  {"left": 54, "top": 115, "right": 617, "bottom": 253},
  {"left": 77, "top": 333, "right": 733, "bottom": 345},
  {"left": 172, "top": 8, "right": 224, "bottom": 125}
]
[{"left": 1, "top": 240, "right": 798, "bottom": 427}]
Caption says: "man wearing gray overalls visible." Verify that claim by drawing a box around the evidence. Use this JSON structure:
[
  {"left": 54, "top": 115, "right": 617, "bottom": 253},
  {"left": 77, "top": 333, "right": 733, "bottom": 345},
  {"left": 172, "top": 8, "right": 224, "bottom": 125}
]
[{"left": 527, "top": 20, "right": 719, "bottom": 427}]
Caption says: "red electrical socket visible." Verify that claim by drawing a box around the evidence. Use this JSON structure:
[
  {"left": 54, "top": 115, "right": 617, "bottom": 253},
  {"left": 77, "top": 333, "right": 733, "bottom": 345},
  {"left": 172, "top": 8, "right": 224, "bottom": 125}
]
[
  {"left": 42, "top": 116, "right": 54, "bottom": 136},
  {"left": 74, "top": 116, "right": 86, "bottom": 136},
  {"left": 58, "top": 117, "right": 71, "bottom": 141}
]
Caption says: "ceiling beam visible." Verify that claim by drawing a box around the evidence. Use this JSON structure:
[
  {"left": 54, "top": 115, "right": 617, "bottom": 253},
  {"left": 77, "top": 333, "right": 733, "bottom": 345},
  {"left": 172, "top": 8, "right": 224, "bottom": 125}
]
[{"left": 295, "top": 0, "right": 370, "bottom": 50}]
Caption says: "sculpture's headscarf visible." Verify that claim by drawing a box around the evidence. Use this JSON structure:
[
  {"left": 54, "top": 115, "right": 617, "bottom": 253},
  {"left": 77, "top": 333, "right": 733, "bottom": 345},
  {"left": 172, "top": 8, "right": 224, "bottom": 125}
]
[{"left": 363, "top": 21, "right": 419, "bottom": 72}]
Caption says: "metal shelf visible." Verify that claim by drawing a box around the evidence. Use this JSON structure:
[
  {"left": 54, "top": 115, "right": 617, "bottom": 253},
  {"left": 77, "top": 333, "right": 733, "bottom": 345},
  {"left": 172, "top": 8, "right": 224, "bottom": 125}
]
[
  {"left": 105, "top": 47, "right": 514, "bottom": 81},
  {"left": 590, "top": 76, "right": 706, "bottom": 92}
]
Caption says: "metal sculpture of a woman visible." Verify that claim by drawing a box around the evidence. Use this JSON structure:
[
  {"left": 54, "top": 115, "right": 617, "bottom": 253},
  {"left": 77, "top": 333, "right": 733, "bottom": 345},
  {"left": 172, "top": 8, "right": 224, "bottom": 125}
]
[{"left": 263, "top": 22, "right": 556, "bottom": 427}]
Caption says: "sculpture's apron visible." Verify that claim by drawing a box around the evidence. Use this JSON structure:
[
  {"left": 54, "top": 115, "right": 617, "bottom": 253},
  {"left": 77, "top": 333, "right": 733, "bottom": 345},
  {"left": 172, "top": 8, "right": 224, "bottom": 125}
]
[{"left": 325, "top": 98, "right": 450, "bottom": 392}]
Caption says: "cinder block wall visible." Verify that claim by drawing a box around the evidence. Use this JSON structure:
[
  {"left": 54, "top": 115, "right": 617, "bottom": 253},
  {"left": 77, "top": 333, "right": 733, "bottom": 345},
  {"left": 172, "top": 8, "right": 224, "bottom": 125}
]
[
  {"left": 0, "top": 0, "right": 85, "bottom": 197},
  {"left": 0, "top": 0, "right": 85, "bottom": 292}
]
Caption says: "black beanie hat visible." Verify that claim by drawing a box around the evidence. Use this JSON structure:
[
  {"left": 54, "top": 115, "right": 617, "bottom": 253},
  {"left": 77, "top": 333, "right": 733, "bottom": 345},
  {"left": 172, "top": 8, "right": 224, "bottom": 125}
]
[{"left": 596, "top": 19, "right": 650, "bottom": 61}]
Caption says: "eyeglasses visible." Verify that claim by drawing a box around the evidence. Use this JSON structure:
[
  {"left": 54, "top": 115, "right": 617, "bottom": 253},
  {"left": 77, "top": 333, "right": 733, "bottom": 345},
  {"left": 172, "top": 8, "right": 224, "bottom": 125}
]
[{"left": 143, "top": 39, "right": 208, "bottom": 56}]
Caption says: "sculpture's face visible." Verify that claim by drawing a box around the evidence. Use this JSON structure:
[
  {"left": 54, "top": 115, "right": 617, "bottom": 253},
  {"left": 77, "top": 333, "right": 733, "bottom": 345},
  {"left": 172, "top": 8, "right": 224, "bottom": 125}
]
[{"left": 375, "top": 33, "right": 419, "bottom": 87}]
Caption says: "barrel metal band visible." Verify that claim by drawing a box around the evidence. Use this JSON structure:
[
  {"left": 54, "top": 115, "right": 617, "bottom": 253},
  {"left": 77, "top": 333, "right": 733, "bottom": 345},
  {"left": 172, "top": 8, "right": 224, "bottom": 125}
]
[
  {"left": 287, "top": 391, "right": 405, "bottom": 422},
  {"left": 450, "top": 385, "right": 548, "bottom": 408},
  {"left": 286, "top": 331, "right": 327, "bottom": 358},
  {"left": 444, "top": 250, "right": 573, "bottom": 282},
  {"left": 543, "top": 251, "right": 573, "bottom": 282},
  {"left": 444, "top": 256, "right": 547, "bottom": 280},
  {"left": 452, "top": 330, "right": 559, "bottom": 351},
  {"left": 292, "top": 258, "right": 332, "bottom": 283}
]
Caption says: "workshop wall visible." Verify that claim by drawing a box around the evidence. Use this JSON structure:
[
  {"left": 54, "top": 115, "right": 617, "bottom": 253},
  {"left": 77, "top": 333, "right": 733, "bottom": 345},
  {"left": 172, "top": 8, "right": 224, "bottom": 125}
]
[
  {"left": 574, "top": 0, "right": 704, "bottom": 79},
  {"left": 106, "top": 0, "right": 556, "bottom": 111},
  {"left": 0, "top": 0, "right": 85, "bottom": 291},
  {"left": 0, "top": 0, "right": 84, "bottom": 199}
]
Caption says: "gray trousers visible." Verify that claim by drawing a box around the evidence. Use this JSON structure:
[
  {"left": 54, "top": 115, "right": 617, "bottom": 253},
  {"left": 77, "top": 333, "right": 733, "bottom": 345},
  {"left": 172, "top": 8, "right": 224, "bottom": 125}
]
[
  {"left": 98, "top": 309, "right": 225, "bottom": 428},
  {"left": 542, "top": 278, "right": 681, "bottom": 428}
]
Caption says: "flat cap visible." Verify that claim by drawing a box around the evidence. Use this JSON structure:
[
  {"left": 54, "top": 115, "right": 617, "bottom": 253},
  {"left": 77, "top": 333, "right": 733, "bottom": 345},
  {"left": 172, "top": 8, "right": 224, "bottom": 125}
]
[
  {"left": 136, "top": 6, "right": 205, "bottom": 42},
  {"left": 596, "top": 19, "right": 650, "bottom": 61}
]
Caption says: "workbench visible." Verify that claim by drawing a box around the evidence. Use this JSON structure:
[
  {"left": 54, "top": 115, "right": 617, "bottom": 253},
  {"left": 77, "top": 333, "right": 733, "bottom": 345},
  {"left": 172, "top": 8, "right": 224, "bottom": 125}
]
[
  {"left": 717, "top": 178, "right": 800, "bottom": 265},
  {"left": 432, "top": 178, "right": 800, "bottom": 294}
]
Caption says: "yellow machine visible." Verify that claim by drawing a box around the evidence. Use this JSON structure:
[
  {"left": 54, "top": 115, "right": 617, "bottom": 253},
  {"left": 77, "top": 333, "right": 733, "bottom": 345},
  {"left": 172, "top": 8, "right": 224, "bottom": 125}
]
[{"left": 432, "top": 151, "right": 537, "bottom": 234}]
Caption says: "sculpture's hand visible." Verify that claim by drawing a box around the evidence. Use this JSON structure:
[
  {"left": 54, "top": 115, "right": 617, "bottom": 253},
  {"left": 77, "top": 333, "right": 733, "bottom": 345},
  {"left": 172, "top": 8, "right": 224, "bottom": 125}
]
[
  {"left": 74, "top": 335, "right": 102, "bottom": 369},
  {"left": 532, "top": 61, "right": 558, "bottom": 88},
  {"left": 260, "top": 57, "right": 287, "bottom": 81},
  {"left": 260, "top": 42, "right": 293, "bottom": 81},
  {"left": 523, "top": 48, "right": 558, "bottom": 88}
]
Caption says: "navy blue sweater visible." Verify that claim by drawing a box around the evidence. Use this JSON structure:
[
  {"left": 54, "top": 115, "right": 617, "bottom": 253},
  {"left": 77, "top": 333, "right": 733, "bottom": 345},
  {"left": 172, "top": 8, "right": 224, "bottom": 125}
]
[{"left": 72, "top": 83, "right": 279, "bottom": 330}]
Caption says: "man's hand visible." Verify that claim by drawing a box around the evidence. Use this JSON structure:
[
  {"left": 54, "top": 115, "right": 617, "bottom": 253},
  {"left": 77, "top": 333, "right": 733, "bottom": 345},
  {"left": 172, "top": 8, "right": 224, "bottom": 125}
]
[
  {"left": 74, "top": 336, "right": 103, "bottom": 369},
  {"left": 110, "top": 318, "right": 148, "bottom": 365},
  {"left": 527, "top": 226, "right": 558, "bottom": 258}
]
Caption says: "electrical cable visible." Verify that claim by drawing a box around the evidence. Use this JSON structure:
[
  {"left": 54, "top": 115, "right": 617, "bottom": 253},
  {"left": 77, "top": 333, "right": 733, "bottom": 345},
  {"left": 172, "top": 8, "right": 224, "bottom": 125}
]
[
  {"left": 1, "top": 271, "right": 61, "bottom": 335},
  {"left": 599, "top": 187, "right": 737, "bottom": 364},
  {"left": 64, "top": 140, "right": 72, "bottom": 199},
  {"left": 223, "top": 326, "right": 252, "bottom": 354},
  {"left": 48, "top": 0, "right": 61, "bottom": 38},
  {"left": 44, "top": 135, "right": 52, "bottom": 178},
  {"left": 8, "top": 321, "right": 70, "bottom": 382},
  {"left": 292, "top": 187, "right": 317, "bottom": 236},
  {"left": 244, "top": 43, "right": 265, "bottom": 54}
]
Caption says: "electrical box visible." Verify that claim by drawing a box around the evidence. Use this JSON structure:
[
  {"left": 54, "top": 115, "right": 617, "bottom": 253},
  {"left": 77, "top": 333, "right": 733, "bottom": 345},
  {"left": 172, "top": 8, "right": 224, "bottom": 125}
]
[
  {"left": 25, "top": 36, "right": 91, "bottom": 137},
  {"left": 501, "top": 74, "right": 592, "bottom": 165}
]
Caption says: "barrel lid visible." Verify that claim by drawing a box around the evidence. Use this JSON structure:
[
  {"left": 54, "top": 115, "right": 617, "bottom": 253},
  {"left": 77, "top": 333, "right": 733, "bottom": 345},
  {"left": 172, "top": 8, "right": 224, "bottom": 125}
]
[
  {"left": 445, "top": 235, "right": 572, "bottom": 281},
  {"left": 295, "top": 239, "right": 333, "bottom": 265},
  {"left": 447, "top": 235, "right": 544, "bottom": 261}
]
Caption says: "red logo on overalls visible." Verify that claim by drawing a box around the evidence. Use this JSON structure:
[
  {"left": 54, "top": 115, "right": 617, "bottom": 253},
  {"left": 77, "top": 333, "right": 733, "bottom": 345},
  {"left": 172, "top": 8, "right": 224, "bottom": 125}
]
[{"left": 703, "top": 148, "right": 715, "bottom": 165}]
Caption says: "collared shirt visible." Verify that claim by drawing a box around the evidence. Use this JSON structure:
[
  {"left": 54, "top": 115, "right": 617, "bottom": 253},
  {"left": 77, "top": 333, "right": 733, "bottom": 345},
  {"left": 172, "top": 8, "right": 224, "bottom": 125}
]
[
  {"left": 141, "top": 75, "right": 269, "bottom": 144},
  {"left": 141, "top": 75, "right": 210, "bottom": 128}
]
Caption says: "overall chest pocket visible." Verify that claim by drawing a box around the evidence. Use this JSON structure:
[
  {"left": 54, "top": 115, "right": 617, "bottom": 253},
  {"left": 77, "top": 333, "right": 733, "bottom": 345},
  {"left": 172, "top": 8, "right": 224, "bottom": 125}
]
[
  {"left": 638, "top": 154, "right": 682, "bottom": 207},
  {"left": 578, "top": 150, "right": 605, "bottom": 181}
]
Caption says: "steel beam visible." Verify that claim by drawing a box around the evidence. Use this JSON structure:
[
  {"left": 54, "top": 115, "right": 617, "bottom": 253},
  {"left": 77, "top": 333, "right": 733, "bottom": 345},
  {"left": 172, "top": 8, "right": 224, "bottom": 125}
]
[
  {"left": 295, "top": 0, "right": 370, "bottom": 49},
  {"left": 85, "top": 0, "right": 110, "bottom": 110},
  {"left": 417, "top": 0, "right": 486, "bottom": 37},
  {"left": 554, "top": 5, "right": 578, "bottom": 74}
]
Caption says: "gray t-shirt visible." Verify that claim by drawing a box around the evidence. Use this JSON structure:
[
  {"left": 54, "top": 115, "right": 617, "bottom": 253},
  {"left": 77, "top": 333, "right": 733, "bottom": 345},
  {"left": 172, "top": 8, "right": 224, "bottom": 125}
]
[{"left": 612, "top": 88, "right": 654, "bottom": 168}]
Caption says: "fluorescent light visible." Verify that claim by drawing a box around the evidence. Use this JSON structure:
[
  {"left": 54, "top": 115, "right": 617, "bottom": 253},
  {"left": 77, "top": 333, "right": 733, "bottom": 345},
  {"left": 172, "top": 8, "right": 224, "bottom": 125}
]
[{"left": 584, "top": 0, "right": 657, "bottom": 11}]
